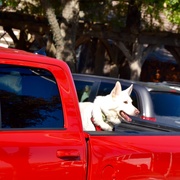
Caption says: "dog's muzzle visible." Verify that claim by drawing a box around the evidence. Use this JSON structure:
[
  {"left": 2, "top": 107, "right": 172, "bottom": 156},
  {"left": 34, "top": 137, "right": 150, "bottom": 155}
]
[{"left": 120, "top": 109, "right": 140, "bottom": 122}]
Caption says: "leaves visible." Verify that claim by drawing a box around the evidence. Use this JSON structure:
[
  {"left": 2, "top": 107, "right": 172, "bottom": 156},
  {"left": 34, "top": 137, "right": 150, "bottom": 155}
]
[
  {"left": 164, "top": 0, "right": 180, "bottom": 24},
  {"left": 2, "top": 0, "right": 180, "bottom": 27}
]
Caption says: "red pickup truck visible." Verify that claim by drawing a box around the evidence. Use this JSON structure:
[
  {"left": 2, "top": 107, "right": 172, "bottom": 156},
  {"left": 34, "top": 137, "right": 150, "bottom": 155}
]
[{"left": 0, "top": 47, "right": 180, "bottom": 180}]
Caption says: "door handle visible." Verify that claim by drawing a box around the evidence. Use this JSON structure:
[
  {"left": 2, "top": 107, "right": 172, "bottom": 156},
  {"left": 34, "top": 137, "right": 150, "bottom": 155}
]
[{"left": 56, "top": 149, "right": 80, "bottom": 161}]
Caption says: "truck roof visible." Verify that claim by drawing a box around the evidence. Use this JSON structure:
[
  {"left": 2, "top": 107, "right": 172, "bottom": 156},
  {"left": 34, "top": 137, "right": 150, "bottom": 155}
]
[{"left": 0, "top": 47, "right": 67, "bottom": 68}]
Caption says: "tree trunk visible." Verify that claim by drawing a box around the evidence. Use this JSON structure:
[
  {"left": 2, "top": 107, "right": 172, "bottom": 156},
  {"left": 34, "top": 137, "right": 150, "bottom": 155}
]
[
  {"left": 126, "top": 0, "right": 141, "bottom": 35},
  {"left": 94, "top": 40, "right": 105, "bottom": 76},
  {"left": 41, "top": 0, "right": 79, "bottom": 72},
  {"left": 60, "top": 0, "right": 80, "bottom": 72},
  {"left": 113, "top": 39, "right": 157, "bottom": 80},
  {"left": 125, "top": 0, "right": 142, "bottom": 80},
  {"left": 41, "top": 0, "right": 61, "bottom": 57}
]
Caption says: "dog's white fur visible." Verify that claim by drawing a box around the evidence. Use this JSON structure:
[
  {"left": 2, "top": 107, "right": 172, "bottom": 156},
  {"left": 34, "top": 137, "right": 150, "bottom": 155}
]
[{"left": 79, "top": 81, "right": 140, "bottom": 131}]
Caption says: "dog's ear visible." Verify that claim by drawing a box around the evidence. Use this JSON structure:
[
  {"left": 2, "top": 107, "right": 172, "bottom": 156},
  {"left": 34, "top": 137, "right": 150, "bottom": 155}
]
[
  {"left": 125, "top": 84, "right": 133, "bottom": 95},
  {"left": 111, "top": 81, "right": 122, "bottom": 97}
]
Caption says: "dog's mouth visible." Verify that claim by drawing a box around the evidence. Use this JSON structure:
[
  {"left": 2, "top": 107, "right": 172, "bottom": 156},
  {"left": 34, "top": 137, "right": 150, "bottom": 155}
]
[{"left": 120, "top": 111, "right": 132, "bottom": 122}]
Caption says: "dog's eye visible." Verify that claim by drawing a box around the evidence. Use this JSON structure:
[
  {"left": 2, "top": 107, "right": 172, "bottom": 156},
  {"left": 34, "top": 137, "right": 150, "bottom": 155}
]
[{"left": 124, "top": 101, "right": 128, "bottom": 104}]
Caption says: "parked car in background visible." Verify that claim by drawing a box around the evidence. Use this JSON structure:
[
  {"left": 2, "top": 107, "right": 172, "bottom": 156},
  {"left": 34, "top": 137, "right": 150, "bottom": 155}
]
[{"left": 73, "top": 73, "right": 180, "bottom": 130}]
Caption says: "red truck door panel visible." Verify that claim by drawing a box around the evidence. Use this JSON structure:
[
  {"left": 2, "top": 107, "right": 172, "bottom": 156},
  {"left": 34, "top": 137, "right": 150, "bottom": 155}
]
[
  {"left": 0, "top": 131, "right": 86, "bottom": 180},
  {"left": 88, "top": 133, "right": 180, "bottom": 180},
  {"left": 0, "top": 63, "right": 86, "bottom": 180}
]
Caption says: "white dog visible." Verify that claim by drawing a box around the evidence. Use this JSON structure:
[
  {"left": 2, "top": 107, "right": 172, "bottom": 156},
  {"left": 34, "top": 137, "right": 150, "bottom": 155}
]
[{"left": 79, "top": 81, "right": 140, "bottom": 131}]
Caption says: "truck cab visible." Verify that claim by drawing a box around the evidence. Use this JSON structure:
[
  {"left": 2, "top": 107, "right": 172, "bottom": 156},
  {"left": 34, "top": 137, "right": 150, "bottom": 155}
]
[{"left": 0, "top": 48, "right": 86, "bottom": 180}]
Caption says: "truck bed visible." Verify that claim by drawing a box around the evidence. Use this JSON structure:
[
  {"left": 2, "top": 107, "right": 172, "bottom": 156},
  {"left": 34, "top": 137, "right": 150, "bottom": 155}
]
[{"left": 87, "top": 118, "right": 180, "bottom": 135}]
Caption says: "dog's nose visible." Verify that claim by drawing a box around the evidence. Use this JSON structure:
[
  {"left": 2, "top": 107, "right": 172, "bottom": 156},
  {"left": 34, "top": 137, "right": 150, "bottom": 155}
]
[{"left": 135, "top": 109, "right": 140, "bottom": 115}]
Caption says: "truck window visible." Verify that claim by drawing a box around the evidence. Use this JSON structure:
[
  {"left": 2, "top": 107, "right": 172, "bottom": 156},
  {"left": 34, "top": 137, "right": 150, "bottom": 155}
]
[
  {"left": 0, "top": 65, "right": 64, "bottom": 129},
  {"left": 74, "top": 80, "right": 93, "bottom": 102}
]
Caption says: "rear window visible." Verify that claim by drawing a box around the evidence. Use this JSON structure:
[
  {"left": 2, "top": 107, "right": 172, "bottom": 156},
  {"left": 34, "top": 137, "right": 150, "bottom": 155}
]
[
  {"left": 0, "top": 65, "right": 64, "bottom": 129},
  {"left": 74, "top": 80, "right": 93, "bottom": 102},
  {"left": 150, "top": 92, "right": 180, "bottom": 117}
]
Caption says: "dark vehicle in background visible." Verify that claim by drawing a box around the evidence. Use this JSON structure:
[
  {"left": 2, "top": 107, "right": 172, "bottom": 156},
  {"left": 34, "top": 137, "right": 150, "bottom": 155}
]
[{"left": 73, "top": 73, "right": 180, "bottom": 130}]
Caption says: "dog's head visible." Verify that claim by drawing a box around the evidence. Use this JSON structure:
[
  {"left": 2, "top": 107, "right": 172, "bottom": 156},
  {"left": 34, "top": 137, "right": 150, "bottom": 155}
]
[{"left": 105, "top": 81, "right": 140, "bottom": 124}]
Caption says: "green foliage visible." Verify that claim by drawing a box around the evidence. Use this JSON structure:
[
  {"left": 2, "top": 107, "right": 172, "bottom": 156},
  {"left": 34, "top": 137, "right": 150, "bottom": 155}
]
[
  {"left": 2, "top": 0, "right": 19, "bottom": 7},
  {"left": 1, "top": 0, "right": 180, "bottom": 28},
  {"left": 80, "top": 0, "right": 128, "bottom": 27},
  {"left": 1, "top": 0, "right": 43, "bottom": 15},
  {"left": 141, "top": 0, "right": 180, "bottom": 25},
  {"left": 164, "top": 0, "right": 180, "bottom": 24}
]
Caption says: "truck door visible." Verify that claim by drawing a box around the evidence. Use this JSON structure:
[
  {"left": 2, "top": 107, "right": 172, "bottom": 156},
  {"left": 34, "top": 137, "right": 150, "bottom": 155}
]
[{"left": 0, "top": 64, "right": 86, "bottom": 180}]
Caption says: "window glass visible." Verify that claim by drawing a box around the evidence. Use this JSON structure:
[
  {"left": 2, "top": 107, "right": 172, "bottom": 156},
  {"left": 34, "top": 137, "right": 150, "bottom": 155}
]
[
  {"left": 97, "top": 82, "right": 138, "bottom": 109},
  {"left": 0, "top": 65, "right": 64, "bottom": 129},
  {"left": 150, "top": 92, "right": 180, "bottom": 117},
  {"left": 74, "top": 80, "right": 93, "bottom": 102}
]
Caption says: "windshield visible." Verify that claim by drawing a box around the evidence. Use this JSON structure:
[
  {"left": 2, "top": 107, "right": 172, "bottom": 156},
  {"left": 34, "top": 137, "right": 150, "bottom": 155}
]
[{"left": 150, "top": 91, "right": 180, "bottom": 117}]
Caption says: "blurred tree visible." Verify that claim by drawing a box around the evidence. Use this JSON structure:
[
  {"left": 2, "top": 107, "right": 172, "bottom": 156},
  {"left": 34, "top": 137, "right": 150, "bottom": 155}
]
[
  {"left": 0, "top": 0, "right": 180, "bottom": 80},
  {"left": 75, "top": 0, "right": 180, "bottom": 80},
  {"left": 0, "top": 0, "right": 79, "bottom": 72},
  {"left": 40, "top": 0, "right": 79, "bottom": 72}
]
